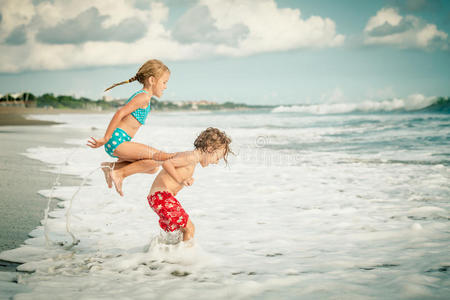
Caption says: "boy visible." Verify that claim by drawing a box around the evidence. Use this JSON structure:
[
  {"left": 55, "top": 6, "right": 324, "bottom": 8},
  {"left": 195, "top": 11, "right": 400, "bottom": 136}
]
[{"left": 147, "top": 127, "right": 232, "bottom": 242}]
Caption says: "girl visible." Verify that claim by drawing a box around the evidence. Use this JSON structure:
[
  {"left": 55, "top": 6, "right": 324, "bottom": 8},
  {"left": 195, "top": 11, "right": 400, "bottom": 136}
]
[{"left": 87, "top": 59, "right": 173, "bottom": 196}]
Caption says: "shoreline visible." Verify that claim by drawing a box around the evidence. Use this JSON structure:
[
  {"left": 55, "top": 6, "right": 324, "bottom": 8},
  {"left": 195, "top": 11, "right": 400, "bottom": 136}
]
[
  {"left": 0, "top": 106, "right": 268, "bottom": 126},
  {"left": 0, "top": 126, "right": 84, "bottom": 255},
  {"left": 0, "top": 120, "right": 89, "bottom": 298},
  {"left": 0, "top": 106, "right": 111, "bottom": 126}
]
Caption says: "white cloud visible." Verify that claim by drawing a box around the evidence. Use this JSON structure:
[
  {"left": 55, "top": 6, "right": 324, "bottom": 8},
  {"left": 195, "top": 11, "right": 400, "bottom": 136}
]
[
  {"left": 0, "top": 0, "right": 35, "bottom": 41},
  {"left": 35, "top": 7, "right": 147, "bottom": 44},
  {"left": 364, "top": 7, "right": 448, "bottom": 50},
  {"left": 198, "top": 0, "right": 345, "bottom": 56},
  {"left": 0, "top": 0, "right": 345, "bottom": 72},
  {"left": 365, "top": 7, "right": 403, "bottom": 31},
  {"left": 0, "top": 0, "right": 176, "bottom": 72},
  {"left": 172, "top": 5, "right": 250, "bottom": 46}
]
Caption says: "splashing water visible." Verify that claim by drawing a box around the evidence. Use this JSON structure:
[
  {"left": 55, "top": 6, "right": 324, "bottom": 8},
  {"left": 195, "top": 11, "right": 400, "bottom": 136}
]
[{"left": 42, "top": 146, "right": 117, "bottom": 249}]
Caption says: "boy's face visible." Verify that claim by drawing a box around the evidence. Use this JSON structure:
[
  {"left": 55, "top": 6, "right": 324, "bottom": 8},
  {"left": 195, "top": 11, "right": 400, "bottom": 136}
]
[{"left": 200, "top": 147, "right": 226, "bottom": 167}]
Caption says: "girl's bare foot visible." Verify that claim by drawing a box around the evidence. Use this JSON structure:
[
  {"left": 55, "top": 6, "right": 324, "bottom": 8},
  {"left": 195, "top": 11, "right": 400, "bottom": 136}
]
[
  {"left": 110, "top": 170, "right": 124, "bottom": 196},
  {"left": 101, "top": 162, "right": 113, "bottom": 188}
]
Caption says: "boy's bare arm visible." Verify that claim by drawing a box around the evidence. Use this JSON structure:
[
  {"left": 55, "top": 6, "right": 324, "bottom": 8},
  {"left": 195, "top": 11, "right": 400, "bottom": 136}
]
[{"left": 162, "top": 151, "right": 198, "bottom": 185}]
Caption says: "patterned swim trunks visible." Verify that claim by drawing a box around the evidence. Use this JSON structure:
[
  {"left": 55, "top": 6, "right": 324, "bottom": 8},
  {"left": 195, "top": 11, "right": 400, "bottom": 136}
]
[{"left": 147, "top": 191, "right": 189, "bottom": 232}]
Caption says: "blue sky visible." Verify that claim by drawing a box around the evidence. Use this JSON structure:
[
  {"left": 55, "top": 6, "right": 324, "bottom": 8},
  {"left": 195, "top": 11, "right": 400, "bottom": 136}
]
[{"left": 0, "top": 0, "right": 449, "bottom": 105}]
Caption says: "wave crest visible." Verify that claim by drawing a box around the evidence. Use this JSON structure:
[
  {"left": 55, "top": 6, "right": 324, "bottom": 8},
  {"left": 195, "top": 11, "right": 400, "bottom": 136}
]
[{"left": 272, "top": 95, "right": 449, "bottom": 114}]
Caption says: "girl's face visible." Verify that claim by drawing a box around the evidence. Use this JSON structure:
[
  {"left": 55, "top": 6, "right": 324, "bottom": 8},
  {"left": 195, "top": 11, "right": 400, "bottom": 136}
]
[{"left": 152, "top": 71, "right": 170, "bottom": 98}]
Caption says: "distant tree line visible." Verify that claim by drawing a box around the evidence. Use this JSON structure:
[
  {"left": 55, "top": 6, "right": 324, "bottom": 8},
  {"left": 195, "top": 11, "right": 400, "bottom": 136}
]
[
  {"left": 0, "top": 93, "right": 121, "bottom": 110},
  {"left": 0, "top": 92, "right": 268, "bottom": 111},
  {"left": 151, "top": 100, "right": 256, "bottom": 111}
]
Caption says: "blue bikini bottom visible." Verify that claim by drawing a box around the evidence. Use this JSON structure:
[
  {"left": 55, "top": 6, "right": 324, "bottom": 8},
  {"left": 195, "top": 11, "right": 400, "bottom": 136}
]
[{"left": 104, "top": 127, "right": 131, "bottom": 158}]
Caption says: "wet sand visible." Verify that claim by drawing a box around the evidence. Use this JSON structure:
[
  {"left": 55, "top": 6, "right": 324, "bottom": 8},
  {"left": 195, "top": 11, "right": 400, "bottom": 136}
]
[
  {"left": 0, "top": 125, "right": 84, "bottom": 253},
  {"left": 0, "top": 118, "right": 91, "bottom": 298},
  {"left": 0, "top": 106, "right": 111, "bottom": 126}
]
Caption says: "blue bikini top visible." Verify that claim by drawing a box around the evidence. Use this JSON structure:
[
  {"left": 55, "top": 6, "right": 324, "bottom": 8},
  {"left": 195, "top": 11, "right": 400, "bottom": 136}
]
[{"left": 126, "top": 90, "right": 151, "bottom": 125}]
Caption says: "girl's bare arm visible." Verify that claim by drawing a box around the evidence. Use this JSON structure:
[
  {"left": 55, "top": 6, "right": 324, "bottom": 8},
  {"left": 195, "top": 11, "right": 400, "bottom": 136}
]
[
  {"left": 87, "top": 94, "right": 148, "bottom": 148},
  {"left": 103, "top": 94, "right": 148, "bottom": 140}
]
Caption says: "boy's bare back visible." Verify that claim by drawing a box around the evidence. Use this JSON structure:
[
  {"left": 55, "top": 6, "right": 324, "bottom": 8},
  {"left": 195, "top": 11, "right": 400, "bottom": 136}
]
[{"left": 149, "top": 151, "right": 199, "bottom": 196}]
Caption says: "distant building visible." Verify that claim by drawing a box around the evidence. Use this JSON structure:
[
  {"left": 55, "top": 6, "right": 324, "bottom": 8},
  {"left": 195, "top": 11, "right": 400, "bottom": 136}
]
[
  {"left": 169, "top": 100, "right": 217, "bottom": 107},
  {"left": 102, "top": 95, "right": 115, "bottom": 102},
  {"left": 197, "top": 100, "right": 217, "bottom": 105}
]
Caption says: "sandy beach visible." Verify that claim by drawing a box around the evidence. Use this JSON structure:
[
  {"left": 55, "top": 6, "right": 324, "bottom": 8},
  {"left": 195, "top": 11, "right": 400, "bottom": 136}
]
[
  {"left": 0, "top": 106, "right": 115, "bottom": 126},
  {"left": 0, "top": 118, "right": 91, "bottom": 297},
  {"left": 0, "top": 122, "right": 85, "bottom": 253}
]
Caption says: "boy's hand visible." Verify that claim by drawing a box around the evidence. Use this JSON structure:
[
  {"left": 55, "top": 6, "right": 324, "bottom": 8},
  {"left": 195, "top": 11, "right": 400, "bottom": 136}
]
[
  {"left": 87, "top": 136, "right": 107, "bottom": 148},
  {"left": 182, "top": 177, "right": 194, "bottom": 186}
]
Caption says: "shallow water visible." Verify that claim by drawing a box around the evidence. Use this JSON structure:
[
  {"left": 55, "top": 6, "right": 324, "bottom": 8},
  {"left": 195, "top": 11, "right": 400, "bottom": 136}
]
[{"left": 0, "top": 109, "right": 449, "bottom": 299}]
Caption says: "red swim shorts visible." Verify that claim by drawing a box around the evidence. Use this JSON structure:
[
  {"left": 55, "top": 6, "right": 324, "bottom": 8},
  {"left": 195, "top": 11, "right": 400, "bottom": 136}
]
[{"left": 147, "top": 191, "right": 189, "bottom": 232}]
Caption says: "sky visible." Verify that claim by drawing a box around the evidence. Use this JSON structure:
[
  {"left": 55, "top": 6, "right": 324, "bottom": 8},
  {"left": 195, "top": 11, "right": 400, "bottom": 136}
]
[{"left": 0, "top": 0, "right": 449, "bottom": 105}]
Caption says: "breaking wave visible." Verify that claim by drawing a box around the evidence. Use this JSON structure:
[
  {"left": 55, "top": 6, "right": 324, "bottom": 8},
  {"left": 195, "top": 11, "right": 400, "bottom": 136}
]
[{"left": 272, "top": 95, "right": 449, "bottom": 115}]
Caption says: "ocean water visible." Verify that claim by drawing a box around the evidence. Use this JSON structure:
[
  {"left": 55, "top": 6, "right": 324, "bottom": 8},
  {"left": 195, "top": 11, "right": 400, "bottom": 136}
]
[{"left": 0, "top": 98, "right": 449, "bottom": 299}]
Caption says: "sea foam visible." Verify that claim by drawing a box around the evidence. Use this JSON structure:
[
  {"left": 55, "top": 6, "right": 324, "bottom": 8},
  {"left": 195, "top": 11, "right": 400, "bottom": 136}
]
[
  {"left": 272, "top": 94, "right": 441, "bottom": 114},
  {"left": 1, "top": 110, "right": 449, "bottom": 299}
]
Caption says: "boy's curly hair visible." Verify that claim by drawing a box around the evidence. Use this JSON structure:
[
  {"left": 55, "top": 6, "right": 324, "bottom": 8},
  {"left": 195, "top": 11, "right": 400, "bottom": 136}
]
[{"left": 194, "top": 127, "right": 233, "bottom": 163}]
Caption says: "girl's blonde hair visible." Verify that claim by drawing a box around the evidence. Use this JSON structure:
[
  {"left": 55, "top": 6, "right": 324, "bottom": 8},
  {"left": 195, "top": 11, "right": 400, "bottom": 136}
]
[{"left": 104, "top": 59, "right": 170, "bottom": 92}]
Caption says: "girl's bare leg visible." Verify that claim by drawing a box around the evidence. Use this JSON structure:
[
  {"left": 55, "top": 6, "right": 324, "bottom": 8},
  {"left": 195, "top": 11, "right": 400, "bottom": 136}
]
[
  {"left": 110, "top": 159, "right": 161, "bottom": 196},
  {"left": 102, "top": 142, "right": 174, "bottom": 196},
  {"left": 113, "top": 142, "right": 174, "bottom": 161},
  {"left": 100, "top": 161, "right": 130, "bottom": 188}
]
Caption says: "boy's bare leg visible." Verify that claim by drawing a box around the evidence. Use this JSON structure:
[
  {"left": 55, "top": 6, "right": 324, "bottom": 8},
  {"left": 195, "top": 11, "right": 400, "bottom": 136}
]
[
  {"left": 111, "top": 159, "right": 162, "bottom": 196},
  {"left": 181, "top": 219, "right": 195, "bottom": 242}
]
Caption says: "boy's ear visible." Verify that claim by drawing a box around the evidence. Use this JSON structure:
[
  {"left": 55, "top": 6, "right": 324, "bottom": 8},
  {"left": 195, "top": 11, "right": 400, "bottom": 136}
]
[{"left": 206, "top": 146, "right": 214, "bottom": 153}]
